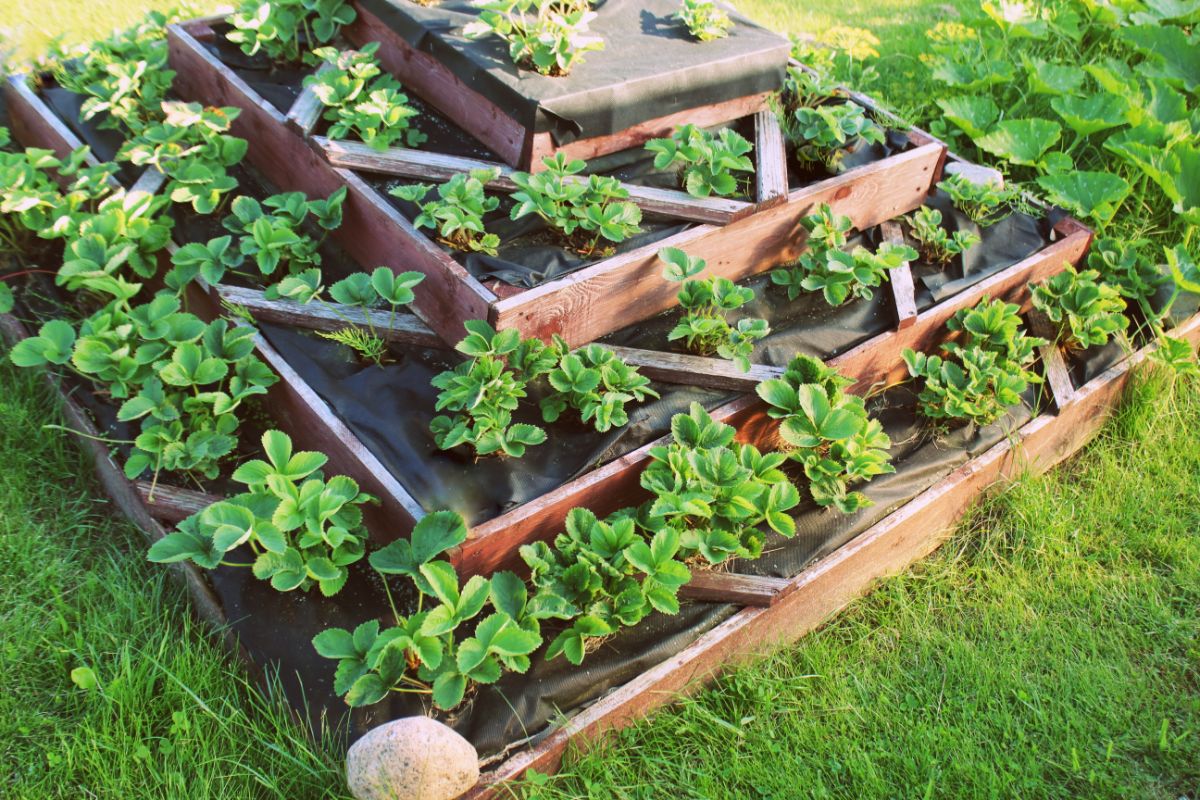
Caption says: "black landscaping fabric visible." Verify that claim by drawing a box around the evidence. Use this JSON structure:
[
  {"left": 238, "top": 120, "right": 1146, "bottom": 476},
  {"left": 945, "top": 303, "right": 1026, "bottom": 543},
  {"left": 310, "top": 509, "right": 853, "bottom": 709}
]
[
  {"left": 202, "top": 27, "right": 309, "bottom": 113},
  {"left": 37, "top": 84, "right": 141, "bottom": 186},
  {"left": 260, "top": 323, "right": 737, "bottom": 526},
  {"left": 198, "top": 381, "right": 1037, "bottom": 759},
  {"left": 356, "top": 0, "right": 790, "bottom": 144},
  {"left": 786, "top": 126, "right": 912, "bottom": 191}
]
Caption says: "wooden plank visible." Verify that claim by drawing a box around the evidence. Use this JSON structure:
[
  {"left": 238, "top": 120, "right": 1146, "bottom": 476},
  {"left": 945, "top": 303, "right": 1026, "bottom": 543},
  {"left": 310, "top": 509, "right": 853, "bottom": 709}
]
[
  {"left": 677, "top": 571, "right": 791, "bottom": 607},
  {"left": 491, "top": 141, "right": 945, "bottom": 346},
  {"left": 218, "top": 284, "right": 446, "bottom": 349},
  {"left": 135, "top": 482, "right": 221, "bottom": 524},
  {"left": 754, "top": 110, "right": 788, "bottom": 208},
  {"left": 605, "top": 345, "right": 779, "bottom": 392},
  {"left": 167, "top": 22, "right": 496, "bottom": 346},
  {"left": 468, "top": 311, "right": 1200, "bottom": 797},
  {"left": 316, "top": 137, "right": 752, "bottom": 225},
  {"left": 1039, "top": 344, "right": 1076, "bottom": 410},
  {"left": 882, "top": 220, "right": 917, "bottom": 330},
  {"left": 285, "top": 62, "right": 332, "bottom": 135},
  {"left": 126, "top": 167, "right": 167, "bottom": 200}
]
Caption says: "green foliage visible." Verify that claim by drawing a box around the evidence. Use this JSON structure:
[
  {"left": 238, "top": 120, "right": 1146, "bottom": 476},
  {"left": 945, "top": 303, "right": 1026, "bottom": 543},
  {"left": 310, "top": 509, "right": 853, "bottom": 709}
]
[
  {"left": 778, "top": 64, "right": 841, "bottom": 112},
  {"left": 217, "top": 188, "right": 347, "bottom": 283},
  {"left": 904, "top": 297, "right": 1045, "bottom": 427},
  {"left": 937, "top": 173, "right": 1022, "bottom": 227},
  {"left": 639, "top": 402, "right": 802, "bottom": 564},
  {"left": 226, "top": 0, "right": 356, "bottom": 65},
  {"left": 674, "top": 0, "right": 733, "bottom": 42},
  {"left": 149, "top": 429, "right": 373, "bottom": 597},
  {"left": 1149, "top": 334, "right": 1199, "bottom": 379},
  {"left": 541, "top": 344, "right": 659, "bottom": 432},
  {"left": 756, "top": 355, "right": 893, "bottom": 513},
  {"left": 430, "top": 321, "right": 554, "bottom": 457},
  {"left": 464, "top": 0, "right": 604, "bottom": 77},
  {"left": 1031, "top": 266, "right": 1129, "bottom": 350},
  {"left": 905, "top": 206, "right": 980, "bottom": 265},
  {"left": 509, "top": 153, "right": 643, "bottom": 256},
  {"left": 390, "top": 169, "right": 502, "bottom": 255},
  {"left": 322, "top": 511, "right": 544, "bottom": 709},
  {"left": 43, "top": 13, "right": 174, "bottom": 134},
  {"left": 317, "top": 325, "right": 388, "bottom": 365},
  {"left": 118, "top": 101, "right": 248, "bottom": 214},
  {"left": 1036, "top": 170, "right": 1131, "bottom": 226},
  {"left": 784, "top": 102, "right": 885, "bottom": 171},
  {"left": 1087, "top": 237, "right": 1168, "bottom": 323},
  {"left": 659, "top": 247, "right": 769, "bottom": 372},
  {"left": 772, "top": 203, "right": 916, "bottom": 306},
  {"left": 306, "top": 43, "right": 426, "bottom": 150},
  {"left": 645, "top": 124, "right": 755, "bottom": 199}
]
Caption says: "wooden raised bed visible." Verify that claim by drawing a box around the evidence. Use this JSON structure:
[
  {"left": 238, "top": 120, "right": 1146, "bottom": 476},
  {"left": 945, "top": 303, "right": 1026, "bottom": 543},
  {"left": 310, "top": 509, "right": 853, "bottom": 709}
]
[
  {"left": 165, "top": 15, "right": 947, "bottom": 346},
  {"left": 342, "top": 0, "right": 791, "bottom": 171}
]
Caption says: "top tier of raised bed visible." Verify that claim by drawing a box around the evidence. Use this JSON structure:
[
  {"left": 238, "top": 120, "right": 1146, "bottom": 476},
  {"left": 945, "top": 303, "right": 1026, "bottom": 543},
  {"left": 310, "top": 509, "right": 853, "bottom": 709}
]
[{"left": 346, "top": 0, "right": 791, "bottom": 169}]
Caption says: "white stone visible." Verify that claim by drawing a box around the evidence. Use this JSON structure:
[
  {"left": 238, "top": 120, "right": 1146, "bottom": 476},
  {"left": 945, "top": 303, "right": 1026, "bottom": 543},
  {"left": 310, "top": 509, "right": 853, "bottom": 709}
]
[
  {"left": 346, "top": 717, "right": 480, "bottom": 800},
  {"left": 944, "top": 161, "right": 1005, "bottom": 188}
]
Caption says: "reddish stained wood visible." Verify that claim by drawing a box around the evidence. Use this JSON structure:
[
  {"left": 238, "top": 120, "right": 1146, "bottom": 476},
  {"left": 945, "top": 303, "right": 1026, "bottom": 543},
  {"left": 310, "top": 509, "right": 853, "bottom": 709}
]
[
  {"left": 466, "top": 311, "right": 1200, "bottom": 797},
  {"left": 677, "top": 571, "right": 791, "bottom": 607},
  {"left": 316, "top": 137, "right": 751, "bottom": 225},
  {"left": 491, "top": 140, "right": 945, "bottom": 346},
  {"left": 753, "top": 110, "right": 788, "bottom": 208},
  {"left": 167, "top": 22, "right": 495, "bottom": 346}
]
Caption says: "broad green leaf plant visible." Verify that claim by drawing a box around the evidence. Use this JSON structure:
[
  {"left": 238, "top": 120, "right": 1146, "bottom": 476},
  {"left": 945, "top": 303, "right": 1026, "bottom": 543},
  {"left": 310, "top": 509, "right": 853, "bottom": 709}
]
[{"left": 645, "top": 124, "right": 755, "bottom": 199}]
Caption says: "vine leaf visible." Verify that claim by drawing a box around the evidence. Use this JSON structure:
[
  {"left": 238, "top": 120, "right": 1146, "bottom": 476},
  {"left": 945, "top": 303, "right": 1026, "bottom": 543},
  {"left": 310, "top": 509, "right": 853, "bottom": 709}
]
[{"left": 975, "top": 118, "right": 1061, "bottom": 167}]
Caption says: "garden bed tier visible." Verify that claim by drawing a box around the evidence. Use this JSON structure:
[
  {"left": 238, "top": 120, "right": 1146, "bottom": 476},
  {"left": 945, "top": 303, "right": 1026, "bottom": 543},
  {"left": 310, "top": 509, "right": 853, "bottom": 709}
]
[
  {"left": 343, "top": 0, "right": 791, "bottom": 170},
  {"left": 166, "top": 14, "right": 946, "bottom": 346}
]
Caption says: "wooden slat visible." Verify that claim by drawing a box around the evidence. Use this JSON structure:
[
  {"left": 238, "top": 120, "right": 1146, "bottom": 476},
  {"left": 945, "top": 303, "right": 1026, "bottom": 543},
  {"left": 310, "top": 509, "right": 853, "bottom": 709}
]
[
  {"left": 677, "top": 571, "right": 791, "bottom": 607},
  {"left": 881, "top": 220, "right": 917, "bottom": 330},
  {"left": 468, "top": 311, "right": 1200, "bottom": 797},
  {"left": 605, "top": 345, "right": 779, "bottom": 392},
  {"left": 316, "top": 137, "right": 752, "bottom": 225},
  {"left": 167, "top": 22, "right": 496, "bottom": 346},
  {"left": 491, "top": 141, "right": 945, "bottom": 346},
  {"left": 135, "top": 482, "right": 221, "bottom": 524},
  {"left": 126, "top": 168, "right": 167, "bottom": 199},
  {"left": 285, "top": 62, "right": 331, "bottom": 135},
  {"left": 1039, "top": 344, "right": 1075, "bottom": 410},
  {"left": 753, "top": 110, "right": 788, "bottom": 208}
]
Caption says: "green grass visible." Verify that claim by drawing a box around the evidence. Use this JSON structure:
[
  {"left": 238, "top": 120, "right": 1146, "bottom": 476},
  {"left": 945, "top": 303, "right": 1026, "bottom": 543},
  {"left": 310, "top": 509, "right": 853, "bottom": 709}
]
[{"left": 1, "top": 2, "right": 1199, "bottom": 799}]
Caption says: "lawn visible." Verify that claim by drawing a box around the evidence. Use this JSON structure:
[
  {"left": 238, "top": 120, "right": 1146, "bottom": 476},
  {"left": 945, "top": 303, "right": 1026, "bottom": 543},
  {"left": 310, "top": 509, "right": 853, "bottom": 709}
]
[{"left": 1, "top": 1, "right": 1197, "bottom": 799}]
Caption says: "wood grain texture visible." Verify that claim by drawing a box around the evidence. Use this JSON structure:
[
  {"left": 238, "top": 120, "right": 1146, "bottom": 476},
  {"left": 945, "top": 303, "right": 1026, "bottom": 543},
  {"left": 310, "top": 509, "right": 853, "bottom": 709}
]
[
  {"left": 677, "top": 571, "right": 791, "bottom": 607},
  {"left": 168, "top": 22, "right": 495, "bottom": 346},
  {"left": 316, "top": 137, "right": 752, "bottom": 225},
  {"left": 285, "top": 62, "right": 332, "bottom": 134},
  {"left": 3, "top": 74, "right": 115, "bottom": 190},
  {"left": 135, "top": 482, "right": 222, "bottom": 524},
  {"left": 882, "top": 221, "right": 917, "bottom": 330},
  {"left": 604, "top": 345, "right": 780, "bottom": 392},
  {"left": 492, "top": 140, "right": 944, "bottom": 346},
  {"left": 1039, "top": 344, "right": 1076, "bottom": 410},
  {"left": 754, "top": 110, "right": 788, "bottom": 208},
  {"left": 466, "top": 311, "right": 1200, "bottom": 798}
]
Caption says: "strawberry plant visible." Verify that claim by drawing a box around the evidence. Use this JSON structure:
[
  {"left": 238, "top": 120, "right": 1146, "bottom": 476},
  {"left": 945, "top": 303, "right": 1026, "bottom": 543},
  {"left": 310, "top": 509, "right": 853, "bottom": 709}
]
[
  {"left": 675, "top": 0, "right": 733, "bottom": 42},
  {"left": 1087, "top": 238, "right": 1168, "bottom": 324},
  {"left": 638, "top": 402, "right": 802, "bottom": 564},
  {"left": 227, "top": 0, "right": 357, "bottom": 65},
  {"left": 510, "top": 154, "right": 643, "bottom": 257},
  {"left": 521, "top": 508, "right": 688, "bottom": 664},
  {"left": 321, "top": 511, "right": 546, "bottom": 709},
  {"left": 904, "top": 206, "right": 980, "bottom": 265},
  {"left": 784, "top": 103, "right": 885, "bottom": 171},
  {"left": 937, "top": 173, "right": 1022, "bottom": 227},
  {"left": 540, "top": 344, "right": 660, "bottom": 432},
  {"left": 645, "top": 124, "right": 754, "bottom": 199},
  {"left": 659, "top": 247, "right": 768, "bottom": 372},
  {"left": 904, "top": 296, "right": 1045, "bottom": 427},
  {"left": 430, "top": 321, "right": 555, "bottom": 457},
  {"left": 772, "top": 204, "right": 917, "bottom": 306},
  {"left": 118, "top": 102, "right": 248, "bottom": 214},
  {"left": 221, "top": 188, "right": 347, "bottom": 279},
  {"left": 777, "top": 65, "right": 840, "bottom": 113},
  {"left": 390, "top": 169, "right": 502, "bottom": 255},
  {"left": 464, "top": 0, "right": 604, "bottom": 77},
  {"left": 756, "top": 355, "right": 893, "bottom": 513},
  {"left": 149, "top": 429, "right": 372, "bottom": 596},
  {"left": 307, "top": 44, "right": 426, "bottom": 150},
  {"left": 1031, "top": 266, "right": 1128, "bottom": 351}
]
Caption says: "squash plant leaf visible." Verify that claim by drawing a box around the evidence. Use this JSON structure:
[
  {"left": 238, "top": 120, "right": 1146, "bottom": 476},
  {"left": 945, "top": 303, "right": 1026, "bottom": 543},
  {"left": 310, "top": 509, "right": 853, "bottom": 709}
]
[
  {"left": 1164, "top": 144, "right": 1200, "bottom": 226},
  {"left": 1050, "top": 93, "right": 1128, "bottom": 137},
  {"left": 1116, "top": 25, "right": 1200, "bottom": 91},
  {"left": 1129, "top": 0, "right": 1200, "bottom": 24},
  {"left": 975, "top": 118, "right": 1061, "bottom": 167},
  {"left": 1036, "top": 171, "right": 1131, "bottom": 226},
  {"left": 935, "top": 95, "right": 999, "bottom": 140},
  {"left": 0, "top": 284, "right": 12, "bottom": 315},
  {"left": 1021, "top": 56, "right": 1086, "bottom": 96}
]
